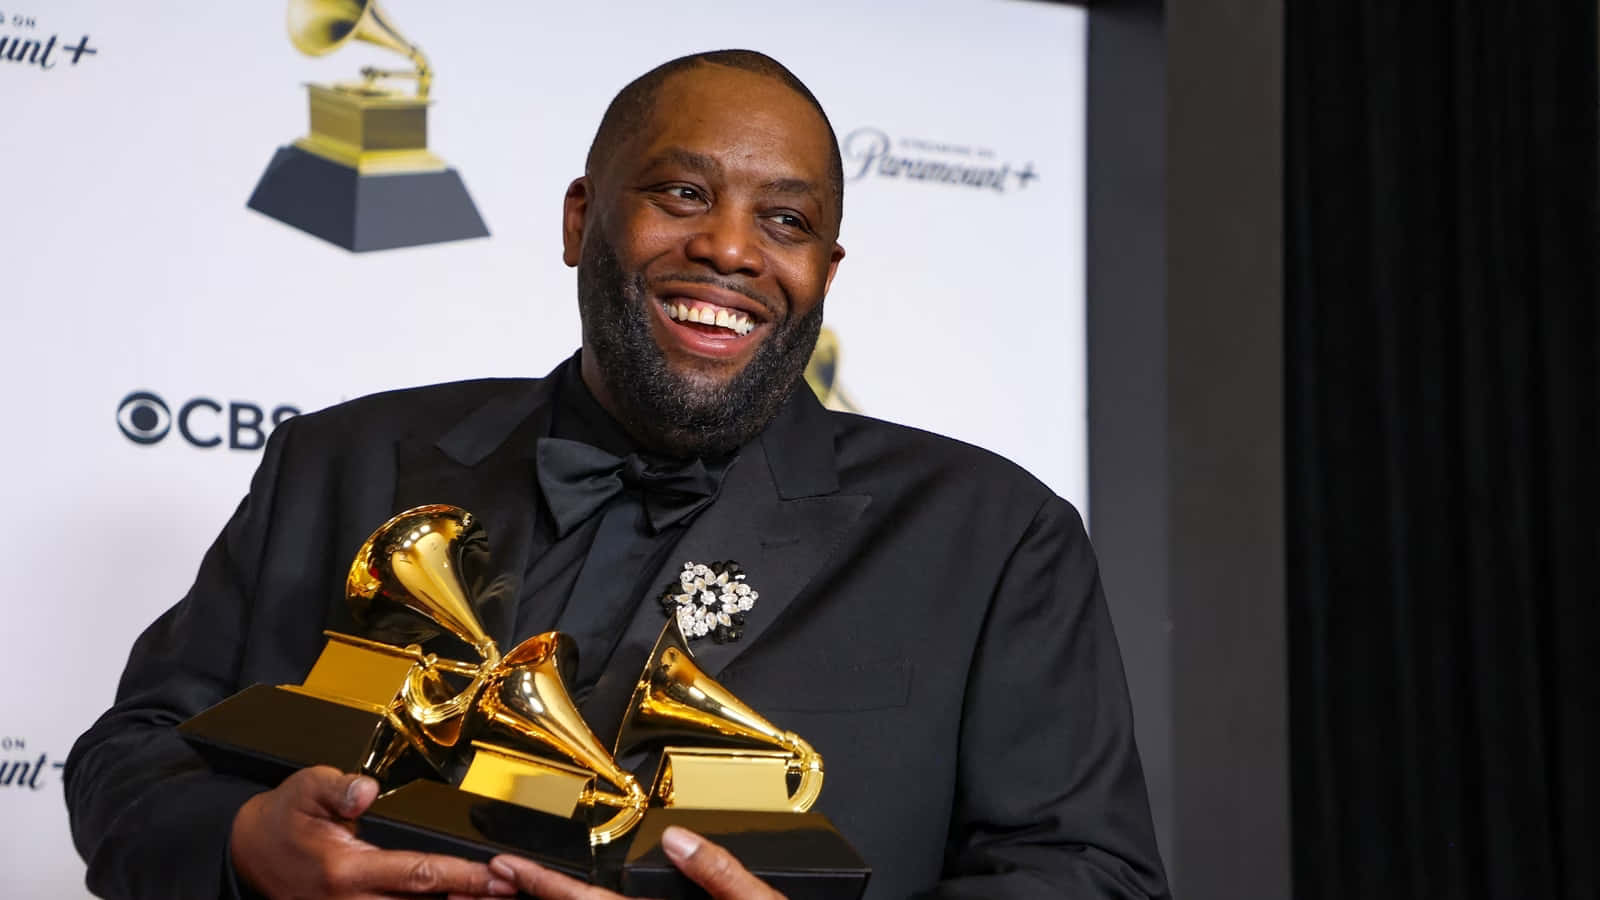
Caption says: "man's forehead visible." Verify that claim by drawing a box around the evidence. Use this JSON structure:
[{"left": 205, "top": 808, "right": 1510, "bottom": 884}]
[
  {"left": 632, "top": 66, "right": 833, "bottom": 169},
  {"left": 651, "top": 63, "right": 803, "bottom": 107}
]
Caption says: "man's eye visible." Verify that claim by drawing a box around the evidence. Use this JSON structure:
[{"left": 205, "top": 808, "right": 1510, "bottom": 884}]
[
  {"left": 665, "top": 185, "right": 705, "bottom": 202},
  {"left": 768, "top": 212, "right": 809, "bottom": 231}
]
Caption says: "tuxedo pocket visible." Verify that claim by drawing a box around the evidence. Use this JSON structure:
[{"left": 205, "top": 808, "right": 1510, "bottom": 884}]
[{"left": 733, "top": 658, "right": 912, "bottom": 713}]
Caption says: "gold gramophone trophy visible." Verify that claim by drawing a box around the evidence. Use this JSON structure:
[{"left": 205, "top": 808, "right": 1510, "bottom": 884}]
[
  {"left": 181, "top": 505, "right": 645, "bottom": 874},
  {"left": 245, "top": 0, "right": 489, "bottom": 251},
  {"left": 607, "top": 620, "right": 869, "bottom": 897},
  {"left": 176, "top": 506, "right": 495, "bottom": 790},
  {"left": 183, "top": 503, "right": 866, "bottom": 892}
]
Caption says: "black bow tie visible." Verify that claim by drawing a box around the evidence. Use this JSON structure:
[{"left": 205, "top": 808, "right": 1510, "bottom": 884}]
[{"left": 536, "top": 437, "right": 725, "bottom": 538}]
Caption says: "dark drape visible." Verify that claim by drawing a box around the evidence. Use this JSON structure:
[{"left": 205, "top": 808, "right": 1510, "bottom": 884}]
[{"left": 1286, "top": 3, "right": 1597, "bottom": 899}]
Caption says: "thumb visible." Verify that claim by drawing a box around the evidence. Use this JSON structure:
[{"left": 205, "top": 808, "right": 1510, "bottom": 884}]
[
  {"left": 293, "top": 766, "right": 379, "bottom": 820},
  {"left": 662, "top": 826, "right": 781, "bottom": 899}
]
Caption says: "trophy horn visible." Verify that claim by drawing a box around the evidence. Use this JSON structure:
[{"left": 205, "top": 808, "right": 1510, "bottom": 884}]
[
  {"left": 286, "top": 0, "right": 433, "bottom": 97},
  {"left": 615, "top": 620, "right": 824, "bottom": 813},
  {"left": 347, "top": 504, "right": 501, "bottom": 741},
  {"left": 347, "top": 505, "right": 499, "bottom": 661},
  {"left": 470, "top": 632, "right": 648, "bottom": 845}
]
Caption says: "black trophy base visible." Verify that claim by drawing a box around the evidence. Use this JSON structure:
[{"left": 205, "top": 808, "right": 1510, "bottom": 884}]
[
  {"left": 179, "top": 684, "right": 416, "bottom": 786},
  {"left": 617, "top": 809, "right": 869, "bottom": 900},
  {"left": 246, "top": 145, "right": 490, "bottom": 252},
  {"left": 361, "top": 780, "right": 592, "bottom": 879}
]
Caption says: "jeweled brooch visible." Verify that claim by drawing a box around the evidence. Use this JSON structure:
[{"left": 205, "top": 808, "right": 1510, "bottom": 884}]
[{"left": 659, "top": 560, "right": 758, "bottom": 643}]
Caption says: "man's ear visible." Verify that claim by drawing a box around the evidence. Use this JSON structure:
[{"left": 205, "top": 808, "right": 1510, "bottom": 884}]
[
  {"left": 823, "top": 242, "right": 846, "bottom": 295},
  {"left": 562, "top": 176, "right": 590, "bottom": 267}
]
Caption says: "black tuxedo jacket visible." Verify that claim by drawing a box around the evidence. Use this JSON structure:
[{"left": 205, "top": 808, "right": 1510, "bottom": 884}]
[{"left": 66, "top": 368, "right": 1169, "bottom": 900}]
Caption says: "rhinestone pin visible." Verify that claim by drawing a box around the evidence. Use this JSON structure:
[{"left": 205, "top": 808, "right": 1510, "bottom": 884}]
[{"left": 659, "top": 559, "right": 754, "bottom": 643}]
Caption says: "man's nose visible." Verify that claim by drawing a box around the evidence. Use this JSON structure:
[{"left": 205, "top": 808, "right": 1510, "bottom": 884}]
[{"left": 684, "top": 207, "right": 764, "bottom": 277}]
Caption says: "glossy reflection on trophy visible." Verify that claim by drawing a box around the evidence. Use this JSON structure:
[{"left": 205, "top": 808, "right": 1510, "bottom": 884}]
[
  {"left": 180, "top": 503, "right": 867, "bottom": 895},
  {"left": 606, "top": 621, "right": 865, "bottom": 897},
  {"left": 617, "top": 621, "right": 823, "bottom": 814},
  {"left": 244, "top": 0, "right": 489, "bottom": 251}
]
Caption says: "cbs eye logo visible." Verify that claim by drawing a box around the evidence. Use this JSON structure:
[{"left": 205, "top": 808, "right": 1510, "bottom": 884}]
[
  {"left": 116, "top": 391, "right": 300, "bottom": 451},
  {"left": 116, "top": 392, "right": 171, "bottom": 445}
]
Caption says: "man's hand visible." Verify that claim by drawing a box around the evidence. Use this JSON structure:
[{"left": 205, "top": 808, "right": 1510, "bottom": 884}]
[
  {"left": 230, "top": 765, "right": 518, "bottom": 900},
  {"left": 482, "top": 826, "right": 785, "bottom": 899}
]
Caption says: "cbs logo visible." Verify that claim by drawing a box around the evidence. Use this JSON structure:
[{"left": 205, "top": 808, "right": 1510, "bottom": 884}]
[{"left": 117, "top": 391, "right": 300, "bottom": 451}]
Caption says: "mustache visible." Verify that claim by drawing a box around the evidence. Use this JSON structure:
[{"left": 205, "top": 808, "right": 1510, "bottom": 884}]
[{"left": 646, "top": 272, "right": 781, "bottom": 320}]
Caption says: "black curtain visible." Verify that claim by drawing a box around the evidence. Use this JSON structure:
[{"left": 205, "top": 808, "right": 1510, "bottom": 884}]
[{"left": 1287, "top": 3, "right": 1597, "bottom": 899}]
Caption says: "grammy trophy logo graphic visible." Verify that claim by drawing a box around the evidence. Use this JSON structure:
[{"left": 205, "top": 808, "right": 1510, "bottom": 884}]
[
  {"left": 246, "top": 0, "right": 488, "bottom": 252},
  {"left": 805, "top": 326, "right": 862, "bottom": 413}
]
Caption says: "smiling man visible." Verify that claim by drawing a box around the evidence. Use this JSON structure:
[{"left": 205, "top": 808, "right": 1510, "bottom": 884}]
[
  {"left": 569, "top": 55, "right": 845, "bottom": 461},
  {"left": 66, "top": 51, "right": 1169, "bottom": 900}
]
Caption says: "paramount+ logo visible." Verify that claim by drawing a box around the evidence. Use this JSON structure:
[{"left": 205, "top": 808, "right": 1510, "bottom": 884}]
[
  {"left": 117, "top": 391, "right": 299, "bottom": 451},
  {"left": 1, "top": 735, "right": 61, "bottom": 792}
]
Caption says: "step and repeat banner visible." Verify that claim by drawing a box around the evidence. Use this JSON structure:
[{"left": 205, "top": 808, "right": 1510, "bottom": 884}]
[{"left": 1, "top": 1, "right": 1085, "bottom": 894}]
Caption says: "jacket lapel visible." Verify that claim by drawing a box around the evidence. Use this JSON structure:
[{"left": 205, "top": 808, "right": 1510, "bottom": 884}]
[
  {"left": 391, "top": 375, "right": 559, "bottom": 652},
  {"left": 635, "top": 386, "right": 871, "bottom": 679}
]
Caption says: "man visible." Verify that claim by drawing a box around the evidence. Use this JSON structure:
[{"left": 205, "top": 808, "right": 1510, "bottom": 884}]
[{"left": 66, "top": 51, "right": 1169, "bottom": 899}]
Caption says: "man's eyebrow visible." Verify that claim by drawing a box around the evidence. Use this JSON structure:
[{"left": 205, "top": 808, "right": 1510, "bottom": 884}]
[
  {"left": 641, "top": 147, "right": 724, "bottom": 178},
  {"left": 761, "top": 177, "right": 820, "bottom": 198}
]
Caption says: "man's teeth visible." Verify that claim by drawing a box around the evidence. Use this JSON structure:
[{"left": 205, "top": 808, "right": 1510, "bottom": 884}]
[{"left": 663, "top": 302, "right": 756, "bottom": 336}]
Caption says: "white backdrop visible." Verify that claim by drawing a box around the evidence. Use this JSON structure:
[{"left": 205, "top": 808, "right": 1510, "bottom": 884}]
[{"left": 1, "top": 1, "right": 1085, "bottom": 894}]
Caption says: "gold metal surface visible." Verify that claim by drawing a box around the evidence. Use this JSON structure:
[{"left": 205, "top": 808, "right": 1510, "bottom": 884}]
[
  {"left": 654, "top": 748, "right": 795, "bottom": 811},
  {"left": 458, "top": 741, "right": 595, "bottom": 818},
  {"left": 287, "top": 0, "right": 433, "bottom": 98},
  {"left": 347, "top": 505, "right": 501, "bottom": 662},
  {"left": 616, "top": 620, "right": 825, "bottom": 813},
  {"left": 309, "top": 503, "right": 830, "bottom": 844},
  {"left": 277, "top": 680, "right": 442, "bottom": 778},
  {"left": 298, "top": 631, "right": 419, "bottom": 706},
  {"left": 279, "top": 682, "right": 386, "bottom": 715},
  {"left": 339, "top": 504, "right": 649, "bottom": 845},
  {"left": 276, "top": 629, "right": 446, "bottom": 777},
  {"left": 475, "top": 632, "right": 648, "bottom": 845},
  {"left": 346, "top": 505, "right": 502, "bottom": 754}
]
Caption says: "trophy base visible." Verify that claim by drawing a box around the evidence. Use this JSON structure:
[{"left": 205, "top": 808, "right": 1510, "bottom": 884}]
[
  {"left": 179, "top": 683, "right": 421, "bottom": 785},
  {"left": 361, "top": 780, "right": 592, "bottom": 878},
  {"left": 246, "top": 144, "right": 489, "bottom": 252},
  {"left": 616, "top": 809, "right": 869, "bottom": 900}
]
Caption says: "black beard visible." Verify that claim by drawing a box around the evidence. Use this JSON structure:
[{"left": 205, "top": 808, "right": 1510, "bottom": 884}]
[{"left": 576, "top": 233, "right": 823, "bottom": 459}]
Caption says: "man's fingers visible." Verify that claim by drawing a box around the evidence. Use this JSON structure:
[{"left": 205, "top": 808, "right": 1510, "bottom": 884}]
[
  {"left": 338, "top": 848, "right": 516, "bottom": 897},
  {"left": 484, "top": 837, "right": 782, "bottom": 900},
  {"left": 489, "top": 854, "right": 613, "bottom": 899},
  {"left": 341, "top": 774, "right": 380, "bottom": 817},
  {"left": 285, "top": 765, "right": 379, "bottom": 819},
  {"left": 663, "top": 826, "right": 784, "bottom": 899}
]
